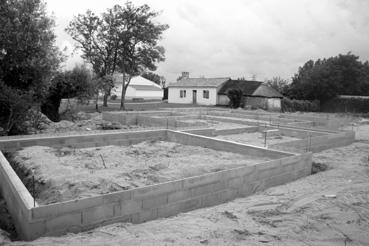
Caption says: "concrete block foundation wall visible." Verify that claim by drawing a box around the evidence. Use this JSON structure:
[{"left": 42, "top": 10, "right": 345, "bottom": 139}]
[
  {"left": 0, "top": 129, "right": 312, "bottom": 241},
  {"left": 0, "top": 130, "right": 168, "bottom": 152},
  {"left": 27, "top": 152, "right": 311, "bottom": 240}
]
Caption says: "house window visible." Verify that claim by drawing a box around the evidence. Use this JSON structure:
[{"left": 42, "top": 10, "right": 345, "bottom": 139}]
[
  {"left": 180, "top": 90, "right": 186, "bottom": 98},
  {"left": 203, "top": 90, "right": 209, "bottom": 99}
]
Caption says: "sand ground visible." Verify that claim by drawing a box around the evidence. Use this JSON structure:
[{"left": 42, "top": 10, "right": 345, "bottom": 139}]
[
  {"left": 1, "top": 115, "right": 369, "bottom": 245},
  {"left": 12, "top": 141, "right": 271, "bottom": 205}
]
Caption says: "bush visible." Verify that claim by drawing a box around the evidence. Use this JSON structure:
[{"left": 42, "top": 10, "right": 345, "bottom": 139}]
[
  {"left": 282, "top": 97, "right": 320, "bottom": 112},
  {"left": 0, "top": 82, "right": 33, "bottom": 135},
  {"left": 321, "top": 97, "right": 369, "bottom": 113},
  {"left": 226, "top": 88, "right": 244, "bottom": 108},
  {"left": 110, "top": 94, "right": 117, "bottom": 100}
]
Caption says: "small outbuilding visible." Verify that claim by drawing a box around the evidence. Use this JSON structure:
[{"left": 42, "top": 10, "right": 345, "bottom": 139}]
[
  {"left": 112, "top": 74, "right": 163, "bottom": 100},
  {"left": 218, "top": 80, "right": 283, "bottom": 111}
]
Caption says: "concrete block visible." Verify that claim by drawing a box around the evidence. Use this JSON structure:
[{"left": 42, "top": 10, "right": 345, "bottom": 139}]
[
  {"left": 119, "top": 199, "right": 142, "bottom": 216},
  {"left": 32, "top": 196, "right": 104, "bottom": 219},
  {"left": 142, "top": 194, "right": 168, "bottom": 209},
  {"left": 131, "top": 209, "right": 158, "bottom": 223},
  {"left": 133, "top": 180, "right": 182, "bottom": 199},
  {"left": 45, "top": 212, "right": 82, "bottom": 233},
  {"left": 157, "top": 197, "right": 202, "bottom": 218},
  {"left": 167, "top": 189, "right": 192, "bottom": 203},
  {"left": 103, "top": 190, "right": 132, "bottom": 204},
  {"left": 183, "top": 172, "right": 224, "bottom": 189},
  {"left": 227, "top": 177, "right": 243, "bottom": 189},
  {"left": 190, "top": 182, "right": 222, "bottom": 197},
  {"left": 82, "top": 203, "right": 115, "bottom": 225}
]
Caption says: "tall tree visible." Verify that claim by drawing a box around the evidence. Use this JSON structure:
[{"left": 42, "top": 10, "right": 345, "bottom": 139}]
[
  {"left": 264, "top": 77, "right": 290, "bottom": 95},
  {"left": 288, "top": 53, "right": 369, "bottom": 101},
  {"left": 66, "top": 2, "right": 168, "bottom": 110},
  {"left": 0, "top": 0, "right": 62, "bottom": 134}
]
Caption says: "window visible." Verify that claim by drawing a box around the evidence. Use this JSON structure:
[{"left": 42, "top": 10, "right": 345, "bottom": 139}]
[
  {"left": 180, "top": 90, "right": 186, "bottom": 98},
  {"left": 203, "top": 90, "right": 209, "bottom": 99}
]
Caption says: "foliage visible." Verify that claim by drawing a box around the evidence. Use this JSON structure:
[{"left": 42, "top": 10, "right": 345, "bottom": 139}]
[
  {"left": 321, "top": 97, "right": 369, "bottom": 113},
  {"left": 0, "top": 0, "right": 62, "bottom": 134},
  {"left": 110, "top": 94, "right": 117, "bottom": 100},
  {"left": 0, "top": 81, "right": 33, "bottom": 135},
  {"left": 226, "top": 88, "right": 244, "bottom": 108},
  {"left": 142, "top": 71, "right": 165, "bottom": 87},
  {"left": 66, "top": 2, "right": 169, "bottom": 110},
  {"left": 41, "top": 65, "right": 93, "bottom": 122},
  {"left": 264, "top": 77, "right": 290, "bottom": 95},
  {"left": 288, "top": 53, "right": 369, "bottom": 101},
  {"left": 281, "top": 98, "right": 320, "bottom": 112}
]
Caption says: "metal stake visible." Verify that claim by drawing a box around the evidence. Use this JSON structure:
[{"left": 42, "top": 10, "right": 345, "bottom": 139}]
[{"left": 264, "top": 131, "right": 267, "bottom": 147}]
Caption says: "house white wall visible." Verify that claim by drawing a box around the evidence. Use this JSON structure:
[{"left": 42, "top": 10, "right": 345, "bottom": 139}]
[
  {"left": 168, "top": 87, "right": 217, "bottom": 105},
  {"left": 217, "top": 95, "right": 229, "bottom": 106},
  {"left": 135, "top": 90, "right": 163, "bottom": 99},
  {"left": 113, "top": 86, "right": 136, "bottom": 99},
  {"left": 267, "top": 98, "right": 281, "bottom": 111}
]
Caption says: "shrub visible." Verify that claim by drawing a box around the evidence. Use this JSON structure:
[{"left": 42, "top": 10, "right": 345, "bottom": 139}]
[
  {"left": 282, "top": 97, "right": 320, "bottom": 112},
  {"left": 321, "top": 97, "right": 369, "bottom": 113},
  {"left": 0, "top": 81, "right": 33, "bottom": 135},
  {"left": 111, "top": 94, "right": 117, "bottom": 100},
  {"left": 226, "top": 88, "right": 244, "bottom": 108}
]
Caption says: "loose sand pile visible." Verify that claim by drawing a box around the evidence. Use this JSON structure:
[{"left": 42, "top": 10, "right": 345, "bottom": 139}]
[
  {"left": 216, "top": 132, "right": 301, "bottom": 147},
  {"left": 13, "top": 141, "right": 271, "bottom": 205}
]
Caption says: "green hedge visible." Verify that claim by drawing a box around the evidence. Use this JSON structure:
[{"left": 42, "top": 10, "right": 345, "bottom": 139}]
[
  {"left": 282, "top": 98, "right": 320, "bottom": 112},
  {"left": 321, "top": 97, "right": 369, "bottom": 113}
]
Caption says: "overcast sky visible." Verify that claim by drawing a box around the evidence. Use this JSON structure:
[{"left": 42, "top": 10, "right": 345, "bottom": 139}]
[{"left": 46, "top": 0, "right": 369, "bottom": 83}]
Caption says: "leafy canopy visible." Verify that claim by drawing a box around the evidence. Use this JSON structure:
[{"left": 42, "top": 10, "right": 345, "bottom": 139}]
[{"left": 288, "top": 53, "right": 369, "bottom": 101}]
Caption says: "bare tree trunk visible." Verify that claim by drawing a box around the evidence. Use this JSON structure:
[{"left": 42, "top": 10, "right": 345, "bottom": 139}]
[
  {"left": 95, "top": 93, "right": 99, "bottom": 112},
  {"left": 103, "top": 93, "right": 108, "bottom": 107},
  {"left": 120, "top": 72, "right": 126, "bottom": 110}
]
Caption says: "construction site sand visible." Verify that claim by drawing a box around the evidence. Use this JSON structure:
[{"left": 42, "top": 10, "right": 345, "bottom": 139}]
[
  {"left": 179, "top": 119, "right": 250, "bottom": 130},
  {"left": 12, "top": 141, "right": 271, "bottom": 205},
  {"left": 1, "top": 119, "right": 369, "bottom": 245},
  {"left": 215, "top": 132, "right": 301, "bottom": 147}
]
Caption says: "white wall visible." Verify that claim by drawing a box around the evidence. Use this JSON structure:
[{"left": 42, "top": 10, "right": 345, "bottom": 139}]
[
  {"left": 217, "top": 95, "right": 229, "bottom": 105},
  {"left": 168, "top": 87, "right": 217, "bottom": 105},
  {"left": 135, "top": 90, "right": 163, "bottom": 99},
  {"left": 267, "top": 98, "right": 281, "bottom": 111}
]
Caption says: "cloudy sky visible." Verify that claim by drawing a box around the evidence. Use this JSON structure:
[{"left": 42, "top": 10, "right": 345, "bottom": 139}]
[{"left": 46, "top": 0, "right": 369, "bottom": 83}]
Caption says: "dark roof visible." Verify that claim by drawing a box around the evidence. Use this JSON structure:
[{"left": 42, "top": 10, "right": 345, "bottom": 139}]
[
  {"left": 168, "top": 77, "right": 230, "bottom": 88},
  {"left": 218, "top": 80, "right": 261, "bottom": 95},
  {"left": 218, "top": 80, "right": 283, "bottom": 98}
]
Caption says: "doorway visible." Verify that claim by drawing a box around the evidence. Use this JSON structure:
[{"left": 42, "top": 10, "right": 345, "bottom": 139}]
[{"left": 192, "top": 90, "right": 197, "bottom": 104}]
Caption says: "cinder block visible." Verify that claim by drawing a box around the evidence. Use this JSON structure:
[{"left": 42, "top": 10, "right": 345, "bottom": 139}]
[
  {"left": 32, "top": 196, "right": 104, "bottom": 220},
  {"left": 263, "top": 172, "right": 293, "bottom": 188},
  {"left": 157, "top": 197, "right": 202, "bottom": 218},
  {"left": 45, "top": 212, "right": 82, "bottom": 233},
  {"left": 82, "top": 203, "right": 115, "bottom": 225},
  {"left": 119, "top": 199, "right": 142, "bottom": 216},
  {"left": 190, "top": 181, "right": 226, "bottom": 197},
  {"left": 142, "top": 194, "right": 168, "bottom": 209},
  {"left": 183, "top": 172, "right": 224, "bottom": 189},
  {"left": 167, "top": 189, "right": 192, "bottom": 203},
  {"left": 133, "top": 180, "right": 182, "bottom": 199},
  {"left": 227, "top": 177, "right": 243, "bottom": 189},
  {"left": 103, "top": 190, "right": 132, "bottom": 204},
  {"left": 131, "top": 209, "right": 158, "bottom": 223}
]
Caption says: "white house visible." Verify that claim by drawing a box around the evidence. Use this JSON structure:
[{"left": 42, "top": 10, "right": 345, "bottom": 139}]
[
  {"left": 111, "top": 74, "right": 163, "bottom": 100},
  {"left": 168, "top": 72, "right": 283, "bottom": 111},
  {"left": 168, "top": 72, "right": 230, "bottom": 105}
]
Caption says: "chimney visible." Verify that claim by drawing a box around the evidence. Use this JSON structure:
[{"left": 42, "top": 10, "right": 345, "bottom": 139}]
[{"left": 181, "top": 72, "right": 189, "bottom": 79}]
